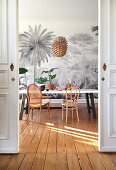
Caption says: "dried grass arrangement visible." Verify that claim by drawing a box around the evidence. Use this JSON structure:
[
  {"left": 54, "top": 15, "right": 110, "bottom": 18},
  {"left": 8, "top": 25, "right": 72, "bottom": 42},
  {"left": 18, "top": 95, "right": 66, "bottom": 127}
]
[{"left": 52, "top": 36, "right": 68, "bottom": 57}]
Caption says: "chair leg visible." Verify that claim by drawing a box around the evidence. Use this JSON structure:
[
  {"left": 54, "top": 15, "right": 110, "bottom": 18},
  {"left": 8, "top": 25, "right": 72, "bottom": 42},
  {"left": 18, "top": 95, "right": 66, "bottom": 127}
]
[
  {"left": 66, "top": 107, "right": 68, "bottom": 123},
  {"left": 76, "top": 106, "right": 79, "bottom": 122},
  {"left": 48, "top": 103, "right": 50, "bottom": 112},
  {"left": 72, "top": 108, "right": 73, "bottom": 120},
  {"left": 62, "top": 106, "right": 64, "bottom": 120},
  {"left": 40, "top": 106, "right": 42, "bottom": 124},
  {"left": 31, "top": 109, "right": 33, "bottom": 120}
]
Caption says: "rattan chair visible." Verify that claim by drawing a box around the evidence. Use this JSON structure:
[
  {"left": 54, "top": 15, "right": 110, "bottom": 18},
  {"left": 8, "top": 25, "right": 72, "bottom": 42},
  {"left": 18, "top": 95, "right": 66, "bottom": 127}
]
[
  {"left": 27, "top": 84, "right": 50, "bottom": 122},
  {"left": 62, "top": 87, "right": 80, "bottom": 123}
]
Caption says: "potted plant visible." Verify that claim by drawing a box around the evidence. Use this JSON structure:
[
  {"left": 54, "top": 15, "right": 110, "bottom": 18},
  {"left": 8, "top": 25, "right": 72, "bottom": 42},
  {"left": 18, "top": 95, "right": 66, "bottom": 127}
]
[
  {"left": 42, "top": 68, "right": 58, "bottom": 90},
  {"left": 19, "top": 67, "right": 28, "bottom": 90},
  {"left": 19, "top": 67, "right": 28, "bottom": 74},
  {"left": 34, "top": 77, "right": 48, "bottom": 91}
]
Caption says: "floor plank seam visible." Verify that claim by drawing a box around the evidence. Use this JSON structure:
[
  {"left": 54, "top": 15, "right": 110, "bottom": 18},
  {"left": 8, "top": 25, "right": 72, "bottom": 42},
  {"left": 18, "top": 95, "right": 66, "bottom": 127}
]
[
  {"left": 80, "top": 120, "right": 106, "bottom": 170},
  {"left": 4, "top": 155, "right": 14, "bottom": 170},
  {"left": 7, "top": 123, "right": 37, "bottom": 169},
  {"left": 70, "top": 120, "right": 84, "bottom": 170},
  {"left": 75, "top": 121, "right": 94, "bottom": 170},
  {"left": 79, "top": 121, "right": 96, "bottom": 170},
  {"left": 43, "top": 110, "right": 55, "bottom": 170},
  {"left": 64, "top": 120, "right": 69, "bottom": 170},
  {"left": 17, "top": 154, "right": 26, "bottom": 170},
  {"left": 19, "top": 119, "right": 28, "bottom": 135},
  {"left": 73, "top": 136, "right": 83, "bottom": 170},
  {"left": 19, "top": 124, "right": 39, "bottom": 169},
  {"left": 108, "top": 154, "right": 116, "bottom": 167},
  {"left": 30, "top": 125, "right": 45, "bottom": 170}
]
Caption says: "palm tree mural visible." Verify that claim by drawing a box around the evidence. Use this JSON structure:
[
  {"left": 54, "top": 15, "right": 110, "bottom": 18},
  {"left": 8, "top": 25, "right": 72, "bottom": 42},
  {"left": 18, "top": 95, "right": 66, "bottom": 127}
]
[
  {"left": 67, "top": 33, "right": 98, "bottom": 89},
  {"left": 19, "top": 25, "right": 54, "bottom": 82}
]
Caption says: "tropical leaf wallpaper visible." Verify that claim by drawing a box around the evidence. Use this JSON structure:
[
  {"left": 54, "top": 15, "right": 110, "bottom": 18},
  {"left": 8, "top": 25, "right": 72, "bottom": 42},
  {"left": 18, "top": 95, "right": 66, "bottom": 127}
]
[{"left": 19, "top": 25, "right": 98, "bottom": 94}]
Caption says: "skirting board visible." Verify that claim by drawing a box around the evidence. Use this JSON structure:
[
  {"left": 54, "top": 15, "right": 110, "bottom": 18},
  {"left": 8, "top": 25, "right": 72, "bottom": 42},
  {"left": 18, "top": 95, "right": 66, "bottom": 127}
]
[
  {"left": 43, "top": 99, "right": 98, "bottom": 107},
  {"left": 19, "top": 98, "right": 98, "bottom": 108}
]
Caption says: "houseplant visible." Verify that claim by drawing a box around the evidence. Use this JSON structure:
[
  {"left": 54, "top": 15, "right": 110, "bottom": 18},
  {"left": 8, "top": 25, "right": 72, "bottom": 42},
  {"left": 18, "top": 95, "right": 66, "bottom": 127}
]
[
  {"left": 19, "top": 67, "right": 28, "bottom": 90},
  {"left": 34, "top": 77, "right": 48, "bottom": 91},
  {"left": 19, "top": 67, "right": 28, "bottom": 74},
  {"left": 42, "top": 68, "right": 58, "bottom": 90}
]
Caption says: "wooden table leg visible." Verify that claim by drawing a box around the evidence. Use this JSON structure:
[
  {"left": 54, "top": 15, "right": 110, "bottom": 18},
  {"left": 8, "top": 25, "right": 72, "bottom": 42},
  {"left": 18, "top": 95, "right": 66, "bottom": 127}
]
[
  {"left": 19, "top": 93, "right": 26, "bottom": 120},
  {"left": 85, "top": 93, "right": 90, "bottom": 114},
  {"left": 90, "top": 93, "right": 96, "bottom": 119}
]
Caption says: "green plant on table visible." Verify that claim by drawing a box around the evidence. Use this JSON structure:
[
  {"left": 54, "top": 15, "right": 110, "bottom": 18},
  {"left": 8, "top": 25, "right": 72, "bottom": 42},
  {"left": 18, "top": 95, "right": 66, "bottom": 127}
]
[
  {"left": 42, "top": 68, "right": 58, "bottom": 84},
  {"left": 34, "top": 77, "right": 48, "bottom": 84}
]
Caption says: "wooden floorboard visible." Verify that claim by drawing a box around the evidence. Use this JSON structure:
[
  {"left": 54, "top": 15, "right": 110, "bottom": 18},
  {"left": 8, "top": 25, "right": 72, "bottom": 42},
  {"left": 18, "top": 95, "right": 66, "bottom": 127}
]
[
  {"left": 0, "top": 155, "right": 12, "bottom": 170},
  {"left": 56, "top": 154, "right": 68, "bottom": 170},
  {"left": 19, "top": 120, "right": 28, "bottom": 134},
  {"left": 6, "top": 153, "right": 25, "bottom": 170},
  {"left": 19, "top": 153, "right": 35, "bottom": 170},
  {"left": 70, "top": 121, "right": 93, "bottom": 170},
  {"left": 31, "top": 154, "right": 45, "bottom": 170},
  {"left": 81, "top": 119, "right": 116, "bottom": 170},
  {"left": 1, "top": 106, "right": 116, "bottom": 170}
]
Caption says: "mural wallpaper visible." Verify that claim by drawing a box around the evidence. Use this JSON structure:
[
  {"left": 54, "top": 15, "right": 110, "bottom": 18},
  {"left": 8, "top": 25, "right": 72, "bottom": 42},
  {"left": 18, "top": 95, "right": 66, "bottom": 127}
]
[{"left": 19, "top": 25, "right": 98, "bottom": 98}]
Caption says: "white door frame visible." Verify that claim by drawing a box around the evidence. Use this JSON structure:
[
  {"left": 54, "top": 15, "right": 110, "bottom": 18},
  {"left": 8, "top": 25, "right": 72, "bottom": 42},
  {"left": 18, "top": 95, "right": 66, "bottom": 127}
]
[
  {"left": 2, "top": 0, "right": 115, "bottom": 153},
  {"left": 17, "top": 0, "right": 102, "bottom": 151},
  {"left": 98, "top": 0, "right": 102, "bottom": 152}
]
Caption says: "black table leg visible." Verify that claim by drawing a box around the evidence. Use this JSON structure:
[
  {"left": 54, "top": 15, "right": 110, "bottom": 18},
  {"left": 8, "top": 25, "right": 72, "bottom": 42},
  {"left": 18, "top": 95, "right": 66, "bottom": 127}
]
[
  {"left": 19, "top": 93, "right": 26, "bottom": 120},
  {"left": 90, "top": 93, "right": 96, "bottom": 119},
  {"left": 85, "top": 93, "right": 90, "bottom": 114},
  {"left": 25, "top": 98, "right": 28, "bottom": 114}
]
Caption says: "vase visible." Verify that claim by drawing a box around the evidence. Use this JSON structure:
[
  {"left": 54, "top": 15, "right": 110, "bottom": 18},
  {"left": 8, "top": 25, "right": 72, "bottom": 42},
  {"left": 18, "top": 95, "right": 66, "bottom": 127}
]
[
  {"left": 48, "top": 84, "right": 54, "bottom": 90},
  {"left": 36, "top": 84, "right": 45, "bottom": 91}
]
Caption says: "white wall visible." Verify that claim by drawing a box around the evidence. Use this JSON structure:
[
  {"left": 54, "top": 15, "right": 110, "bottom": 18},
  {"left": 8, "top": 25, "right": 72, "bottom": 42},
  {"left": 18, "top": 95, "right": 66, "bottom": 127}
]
[
  {"left": 19, "top": 0, "right": 98, "bottom": 36},
  {"left": 19, "top": 0, "right": 98, "bottom": 91}
]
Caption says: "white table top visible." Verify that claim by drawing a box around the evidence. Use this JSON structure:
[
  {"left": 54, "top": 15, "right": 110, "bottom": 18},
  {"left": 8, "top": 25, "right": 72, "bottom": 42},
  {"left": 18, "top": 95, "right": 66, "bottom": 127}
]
[{"left": 19, "top": 89, "right": 98, "bottom": 94}]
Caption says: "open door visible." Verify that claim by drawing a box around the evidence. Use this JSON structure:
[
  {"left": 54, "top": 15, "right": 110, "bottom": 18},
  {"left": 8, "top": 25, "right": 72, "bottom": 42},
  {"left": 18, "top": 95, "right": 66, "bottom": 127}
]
[
  {"left": 99, "top": 0, "right": 116, "bottom": 151},
  {"left": 0, "top": 0, "right": 19, "bottom": 153}
]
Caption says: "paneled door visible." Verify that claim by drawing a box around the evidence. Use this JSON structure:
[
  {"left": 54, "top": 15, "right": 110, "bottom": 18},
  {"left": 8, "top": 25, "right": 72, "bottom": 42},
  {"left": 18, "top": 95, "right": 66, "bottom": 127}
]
[
  {"left": 0, "top": 0, "right": 19, "bottom": 153},
  {"left": 99, "top": 0, "right": 116, "bottom": 151}
]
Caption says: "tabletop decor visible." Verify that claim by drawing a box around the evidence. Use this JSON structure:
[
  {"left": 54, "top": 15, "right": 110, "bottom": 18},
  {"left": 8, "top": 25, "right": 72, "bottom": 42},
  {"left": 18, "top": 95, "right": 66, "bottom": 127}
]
[
  {"left": 42, "top": 68, "right": 58, "bottom": 90},
  {"left": 35, "top": 77, "right": 48, "bottom": 91}
]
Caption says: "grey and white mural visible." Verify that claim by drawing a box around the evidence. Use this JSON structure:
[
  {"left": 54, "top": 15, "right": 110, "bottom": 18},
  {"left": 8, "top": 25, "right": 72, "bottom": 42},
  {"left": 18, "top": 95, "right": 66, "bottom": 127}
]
[{"left": 19, "top": 25, "right": 98, "bottom": 94}]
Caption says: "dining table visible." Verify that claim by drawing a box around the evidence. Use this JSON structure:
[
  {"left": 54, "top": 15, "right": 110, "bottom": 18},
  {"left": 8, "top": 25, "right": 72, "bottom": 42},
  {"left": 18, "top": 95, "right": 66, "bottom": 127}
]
[{"left": 19, "top": 89, "right": 98, "bottom": 120}]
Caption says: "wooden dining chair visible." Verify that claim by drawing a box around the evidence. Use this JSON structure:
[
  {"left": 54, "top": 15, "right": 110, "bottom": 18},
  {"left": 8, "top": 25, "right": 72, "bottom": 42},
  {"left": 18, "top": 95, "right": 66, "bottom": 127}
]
[
  {"left": 62, "top": 86, "right": 80, "bottom": 123},
  {"left": 65, "top": 83, "right": 75, "bottom": 89},
  {"left": 27, "top": 84, "right": 50, "bottom": 122}
]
